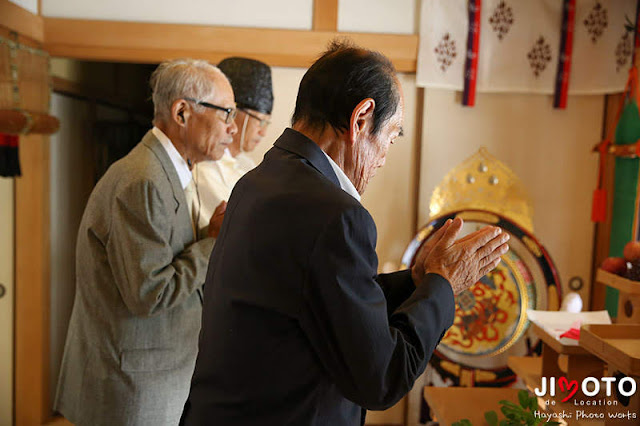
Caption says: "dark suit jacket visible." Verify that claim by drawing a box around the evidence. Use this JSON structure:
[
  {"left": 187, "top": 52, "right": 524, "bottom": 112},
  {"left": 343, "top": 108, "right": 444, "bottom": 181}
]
[{"left": 182, "top": 128, "right": 455, "bottom": 426}]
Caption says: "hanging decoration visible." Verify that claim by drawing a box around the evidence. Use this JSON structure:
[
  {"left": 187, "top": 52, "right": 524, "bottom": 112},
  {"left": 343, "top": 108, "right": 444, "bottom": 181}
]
[
  {"left": 553, "top": 0, "right": 576, "bottom": 109},
  {"left": 462, "top": 0, "right": 482, "bottom": 106},
  {"left": 0, "top": 133, "right": 20, "bottom": 177},
  {"left": 417, "top": 0, "right": 637, "bottom": 103},
  {"left": 0, "top": 33, "right": 59, "bottom": 177}
]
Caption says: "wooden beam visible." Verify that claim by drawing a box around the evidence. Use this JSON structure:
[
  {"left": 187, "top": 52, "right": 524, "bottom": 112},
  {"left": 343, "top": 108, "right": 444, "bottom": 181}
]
[
  {"left": 0, "top": 25, "right": 41, "bottom": 50},
  {"left": 43, "top": 18, "right": 418, "bottom": 72},
  {"left": 15, "top": 134, "right": 51, "bottom": 425},
  {"left": 0, "top": 0, "right": 44, "bottom": 42},
  {"left": 590, "top": 93, "right": 621, "bottom": 311},
  {"left": 410, "top": 87, "right": 425, "bottom": 235},
  {"left": 313, "top": 0, "right": 339, "bottom": 31},
  {"left": 0, "top": 109, "right": 60, "bottom": 134}
]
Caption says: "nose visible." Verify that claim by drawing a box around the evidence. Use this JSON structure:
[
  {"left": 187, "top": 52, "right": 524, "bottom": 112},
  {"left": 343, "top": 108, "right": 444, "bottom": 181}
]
[
  {"left": 258, "top": 125, "right": 267, "bottom": 137},
  {"left": 228, "top": 118, "right": 238, "bottom": 135}
]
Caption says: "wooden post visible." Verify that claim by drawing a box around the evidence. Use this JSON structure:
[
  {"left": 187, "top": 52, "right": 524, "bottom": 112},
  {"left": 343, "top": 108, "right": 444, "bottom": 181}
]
[
  {"left": 15, "top": 134, "right": 51, "bottom": 425},
  {"left": 313, "top": 0, "right": 338, "bottom": 32}
]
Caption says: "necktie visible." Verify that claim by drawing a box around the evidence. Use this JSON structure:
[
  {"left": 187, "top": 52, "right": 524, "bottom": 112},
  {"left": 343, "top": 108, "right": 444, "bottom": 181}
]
[{"left": 184, "top": 179, "right": 198, "bottom": 239}]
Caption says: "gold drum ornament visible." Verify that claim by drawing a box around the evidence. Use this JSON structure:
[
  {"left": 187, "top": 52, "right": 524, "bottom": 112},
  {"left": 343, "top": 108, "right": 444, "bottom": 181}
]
[{"left": 401, "top": 210, "right": 561, "bottom": 387}]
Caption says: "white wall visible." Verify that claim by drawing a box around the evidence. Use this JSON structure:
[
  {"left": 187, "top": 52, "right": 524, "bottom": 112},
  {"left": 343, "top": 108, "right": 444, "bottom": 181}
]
[
  {"left": 8, "top": 0, "right": 37, "bottom": 14},
  {"left": 0, "top": 178, "right": 14, "bottom": 426},
  {"left": 42, "top": 0, "right": 313, "bottom": 30},
  {"left": 41, "top": 0, "right": 421, "bottom": 33},
  {"left": 49, "top": 93, "right": 93, "bottom": 402},
  {"left": 338, "top": 0, "right": 417, "bottom": 34}
]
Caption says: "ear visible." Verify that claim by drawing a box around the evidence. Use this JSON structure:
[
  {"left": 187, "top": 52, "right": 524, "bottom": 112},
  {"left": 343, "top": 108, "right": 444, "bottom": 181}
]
[
  {"left": 171, "top": 99, "right": 190, "bottom": 127},
  {"left": 349, "top": 98, "right": 375, "bottom": 145}
]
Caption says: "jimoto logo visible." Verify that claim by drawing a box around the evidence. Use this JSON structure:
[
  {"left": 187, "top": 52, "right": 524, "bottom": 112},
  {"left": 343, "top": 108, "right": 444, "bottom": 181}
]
[
  {"left": 532, "top": 376, "right": 638, "bottom": 422},
  {"left": 534, "top": 376, "right": 637, "bottom": 403}
]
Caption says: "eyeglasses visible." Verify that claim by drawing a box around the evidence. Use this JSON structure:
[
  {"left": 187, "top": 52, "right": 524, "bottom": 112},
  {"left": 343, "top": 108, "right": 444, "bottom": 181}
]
[
  {"left": 184, "top": 97, "right": 237, "bottom": 124},
  {"left": 239, "top": 108, "right": 271, "bottom": 129}
]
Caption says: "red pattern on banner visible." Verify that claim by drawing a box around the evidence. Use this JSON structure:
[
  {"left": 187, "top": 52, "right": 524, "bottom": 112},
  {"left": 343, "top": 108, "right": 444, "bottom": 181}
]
[
  {"left": 554, "top": 0, "right": 576, "bottom": 109},
  {"left": 462, "top": 0, "right": 481, "bottom": 106}
]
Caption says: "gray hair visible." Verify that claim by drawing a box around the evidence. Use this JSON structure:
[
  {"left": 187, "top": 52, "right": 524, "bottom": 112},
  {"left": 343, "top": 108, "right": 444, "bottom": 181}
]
[{"left": 150, "top": 58, "right": 223, "bottom": 124}]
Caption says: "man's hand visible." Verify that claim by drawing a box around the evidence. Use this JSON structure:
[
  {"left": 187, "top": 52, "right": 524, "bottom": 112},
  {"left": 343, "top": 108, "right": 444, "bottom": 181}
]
[
  {"left": 207, "top": 200, "right": 227, "bottom": 238},
  {"left": 420, "top": 217, "right": 510, "bottom": 295},
  {"left": 411, "top": 219, "right": 453, "bottom": 286}
]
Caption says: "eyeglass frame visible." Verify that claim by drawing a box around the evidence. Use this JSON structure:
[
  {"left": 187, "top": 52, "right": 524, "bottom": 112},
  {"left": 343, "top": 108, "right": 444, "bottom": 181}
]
[
  {"left": 239, "top": 108, "right": 272, "bottom": 129},
  {"left": 184, "top": 97, "right": 237, "bottom": 124}
]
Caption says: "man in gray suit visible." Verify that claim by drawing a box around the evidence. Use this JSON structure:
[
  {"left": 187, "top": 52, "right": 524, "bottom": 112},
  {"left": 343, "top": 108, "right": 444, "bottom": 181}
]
[{"left": 55, "top": 59, "right": 237, "bottom": 426}]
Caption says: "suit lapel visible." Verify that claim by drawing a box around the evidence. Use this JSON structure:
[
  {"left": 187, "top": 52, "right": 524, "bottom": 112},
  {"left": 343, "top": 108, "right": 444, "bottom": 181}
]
[
  {"left": 274, "top": 128, "right": 341, "bottom": 188},
  {"left": 141, "top": 130, "right": 205, "bottom": 304}
]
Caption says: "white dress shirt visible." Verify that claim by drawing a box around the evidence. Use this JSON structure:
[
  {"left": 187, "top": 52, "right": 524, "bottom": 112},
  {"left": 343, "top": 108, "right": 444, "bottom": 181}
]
[
  {"left": 193, "top": 148, "right": 256, "bottom": 229},
  {"left": 152, "top": 127, "right": 192, "bottom": 189},
  {"left": 152, "top": 127, "right": 198, "bottom": 235},
  {"left": 321, "top": 151, "right": 361, "bottom": 202}
]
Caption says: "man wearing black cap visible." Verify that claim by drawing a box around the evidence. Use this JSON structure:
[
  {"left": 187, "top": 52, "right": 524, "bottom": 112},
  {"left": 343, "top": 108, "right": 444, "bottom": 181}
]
[{"left": 193, "top": 57, "right": 273, "bottom": 230}]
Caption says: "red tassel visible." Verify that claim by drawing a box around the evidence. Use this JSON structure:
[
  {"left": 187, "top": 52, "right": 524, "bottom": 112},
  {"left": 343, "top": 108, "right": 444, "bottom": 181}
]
[
  {"left": 591, "top": 138, "right": 611, "bottom": 223},
  {"left": 0, "top": 133, "right": 21, "bottom": 177},
  {"left": 592, "top": 188, "right": 607, "bottom": 222}
]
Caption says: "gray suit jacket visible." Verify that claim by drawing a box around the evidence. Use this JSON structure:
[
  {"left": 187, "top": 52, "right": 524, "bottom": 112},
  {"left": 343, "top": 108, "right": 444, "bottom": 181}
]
[{"left": 55, "top": 130, "right": 215, "bottom": 426}]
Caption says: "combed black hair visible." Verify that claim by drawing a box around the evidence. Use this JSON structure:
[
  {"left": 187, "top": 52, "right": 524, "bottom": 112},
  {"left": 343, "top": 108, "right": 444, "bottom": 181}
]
[{"left": 291, "top": 39, "right": 399, "bottom": 135}]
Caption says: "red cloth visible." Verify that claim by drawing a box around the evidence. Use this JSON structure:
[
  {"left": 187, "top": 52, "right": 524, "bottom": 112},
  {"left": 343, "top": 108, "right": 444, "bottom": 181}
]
[
  {"left": 0, "top": 133, "right": 21, "bottom": 177},
  {"left": 559, "top": 327, "right": 581, "bottom": 340}
]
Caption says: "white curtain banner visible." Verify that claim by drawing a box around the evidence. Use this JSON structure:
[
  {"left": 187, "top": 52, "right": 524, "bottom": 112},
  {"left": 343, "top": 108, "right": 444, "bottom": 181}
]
[{"left": 417, "top": 0, "right": 638, "bottom": 94}]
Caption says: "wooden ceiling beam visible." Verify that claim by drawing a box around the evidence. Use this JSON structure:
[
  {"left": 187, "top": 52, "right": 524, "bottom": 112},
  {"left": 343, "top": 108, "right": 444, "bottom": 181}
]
[
  {"left": 43, "top": 17, "right": 418, "bottom": 72},
  {"left": 0, "top": 0, "right": 44, "bottom": 42}
]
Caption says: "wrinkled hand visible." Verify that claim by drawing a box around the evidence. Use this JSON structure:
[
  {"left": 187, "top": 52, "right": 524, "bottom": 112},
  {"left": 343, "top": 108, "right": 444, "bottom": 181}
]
[
  {"left": 420, "top": 217, "right": 510, "bottom": 295},
  {"left": 207, "top": 200, "right": 227, "bottom": 238},
  {"left": 411, "top": 219, "right": 453, "bottom": 286}
]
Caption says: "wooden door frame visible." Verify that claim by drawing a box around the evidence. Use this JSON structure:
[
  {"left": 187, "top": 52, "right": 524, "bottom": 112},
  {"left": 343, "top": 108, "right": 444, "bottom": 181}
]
[{"left": 1, "top": 2, "right": 51, "bottom": 425}]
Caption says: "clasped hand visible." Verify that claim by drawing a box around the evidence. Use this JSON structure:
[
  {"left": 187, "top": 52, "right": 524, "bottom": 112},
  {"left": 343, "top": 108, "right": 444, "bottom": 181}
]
[
  {"left": 207, "top": 200, "right": 227, "bottom": 238},
  {"left": 411, "top": 217, "right": 510, "bottom": 295}
]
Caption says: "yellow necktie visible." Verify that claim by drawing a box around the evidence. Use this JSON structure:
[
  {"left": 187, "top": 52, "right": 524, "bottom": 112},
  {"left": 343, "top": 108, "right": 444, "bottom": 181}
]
[{"left": 184, "top": 179, "right": 198, "bottom": 239}]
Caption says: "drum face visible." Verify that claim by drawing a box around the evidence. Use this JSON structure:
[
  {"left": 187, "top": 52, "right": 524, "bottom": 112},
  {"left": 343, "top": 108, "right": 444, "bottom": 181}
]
[{"left": 401, "top": 210, "right": 561, "bottom": 381}]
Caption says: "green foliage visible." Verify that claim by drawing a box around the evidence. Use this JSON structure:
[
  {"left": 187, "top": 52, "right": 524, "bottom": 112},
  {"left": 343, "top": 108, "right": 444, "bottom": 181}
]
[
  {"left": 451, "top": 390, "right": 561, "bottom": 426},
  {"left": 518, "top": 391, "right": 529, "bottom": 408},
  {"left": 485, "top": 410, "right": 499, "bottom": 426}
]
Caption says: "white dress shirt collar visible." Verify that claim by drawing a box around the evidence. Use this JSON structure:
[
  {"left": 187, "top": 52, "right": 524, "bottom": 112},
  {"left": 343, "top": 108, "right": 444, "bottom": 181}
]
[
  {"left": 219, "top": 148, "right": 237, "bottom": 167},
  {"left": 152, "top": 127, "right": 192, "bottom": 189},
  {"left": 321, "top": 151, "right": 361, "bottom": 202}
]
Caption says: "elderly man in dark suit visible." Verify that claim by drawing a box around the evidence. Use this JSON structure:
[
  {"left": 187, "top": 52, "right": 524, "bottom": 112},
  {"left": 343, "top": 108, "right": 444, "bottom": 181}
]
[
  {"left": 181, "top": 41, "right": 510, "bottom": 426},
  {"left": 55, "top": 59, "right": 237, "bottom": 425}
]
